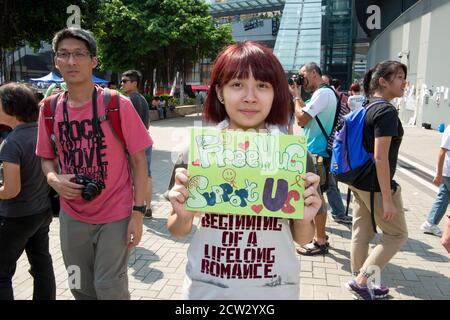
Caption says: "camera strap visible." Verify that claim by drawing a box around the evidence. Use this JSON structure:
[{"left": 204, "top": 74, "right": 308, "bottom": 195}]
[{"left": 62, "top": 87, "right": 105, "bottom": 179}]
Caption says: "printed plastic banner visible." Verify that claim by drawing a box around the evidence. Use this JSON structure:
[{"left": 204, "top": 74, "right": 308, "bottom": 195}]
[{"left": 187, "top": 128, "right": 307, "bottom": 219}]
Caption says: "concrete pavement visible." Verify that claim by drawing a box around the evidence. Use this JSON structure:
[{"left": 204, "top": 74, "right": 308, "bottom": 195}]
[{"left": 12, "top": 116, "right": 450, "bottom": 300}]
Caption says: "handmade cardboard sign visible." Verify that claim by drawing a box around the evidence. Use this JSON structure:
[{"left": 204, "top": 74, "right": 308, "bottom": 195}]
[{"left": 186, "top": 128, "right": 307, "bottom": 219}]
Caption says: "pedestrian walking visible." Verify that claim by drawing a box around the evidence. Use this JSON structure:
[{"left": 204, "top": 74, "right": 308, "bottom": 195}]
[
  {"left": 420, "top": 124, "right": 450, "bottom": 237},
  {"left": 345, "top": 60, "right": 409, "bottom": 300},
  {"left": 0, "top": 83, "right": 55, "bottom": 300}
]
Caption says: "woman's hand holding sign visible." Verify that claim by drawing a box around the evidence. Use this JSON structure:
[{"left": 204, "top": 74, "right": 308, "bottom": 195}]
[
  {"left": 302, "top": 172, "right": 321, "bottom": 222},
  {"left": 168, "top": 167, "right": 199, "bottom": 238},
  {"left": 290, "top": 172, "right": 322, "bottom": 246},
  {"left": 169, "top": 167, "right": 190, "bottom": 214}
]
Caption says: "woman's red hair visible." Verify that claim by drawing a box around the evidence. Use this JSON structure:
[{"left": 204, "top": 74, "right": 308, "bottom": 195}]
[{"left": 203, "top": 41, "right": 291, "bottom": 126}]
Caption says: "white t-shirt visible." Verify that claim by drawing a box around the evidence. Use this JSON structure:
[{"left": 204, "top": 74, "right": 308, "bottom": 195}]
[
  {"left": 302, "top": 87, "right": 337, "bottom": 157},
  {"left": 441, "top": 125, "right": 450, "bottom": 177},
  {"left": 184, "top": 214, "right": 300, "bottom": 300},
  {"left": 179, "top": 119, "right": 310, "bottom": 300},
  {"left": 348, "top": 95, "right": 365, "bottom": 111}
]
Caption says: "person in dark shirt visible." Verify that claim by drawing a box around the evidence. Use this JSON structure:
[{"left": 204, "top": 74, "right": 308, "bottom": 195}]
[
  {"left": 121, "top": 70, "right": 153, "bottom": 218},
  {"left": 0, "top": 83, "right": 55, "bottom": 300},
  {"left": 107, "top": 81, "right": 118, "bottom": 90},
  {"left": 346, "top": 61, "right": 408, "bottom": 300}
]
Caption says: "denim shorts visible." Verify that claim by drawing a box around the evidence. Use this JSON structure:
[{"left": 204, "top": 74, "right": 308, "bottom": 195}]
[{"left": 145, "top": 146, "right": 152, "bottom": 177}]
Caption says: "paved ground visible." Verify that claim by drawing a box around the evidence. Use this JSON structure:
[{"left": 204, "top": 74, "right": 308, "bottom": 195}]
[{"left": 12, "top": 116, "right": 450, "bottom": 300}]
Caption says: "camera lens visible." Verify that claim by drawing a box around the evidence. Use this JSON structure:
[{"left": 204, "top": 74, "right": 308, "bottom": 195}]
[
  {"left": 296, "top": 75, "right": 305, "bottom": 86},
  {"left": 82, "top": 183, "right": 100, "bottom": 201}
]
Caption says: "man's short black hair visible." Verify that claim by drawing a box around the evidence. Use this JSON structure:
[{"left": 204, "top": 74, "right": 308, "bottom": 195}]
[
  {"left": 52, "top": 27, "right": 97, "bottom": 56},
  {"left": 122, "top": 70, "right": 142, "bottom": 87},
  {"left": 0, "top": 83, "right": 39, "bottom": 123},
  {"left": 331, "top": 78, "right": 341, "bottom": 89}
]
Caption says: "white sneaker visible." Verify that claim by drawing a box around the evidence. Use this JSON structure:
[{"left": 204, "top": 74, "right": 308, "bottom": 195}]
[{"left": 420, "top": 221, "right": 443, "bottom": 237}]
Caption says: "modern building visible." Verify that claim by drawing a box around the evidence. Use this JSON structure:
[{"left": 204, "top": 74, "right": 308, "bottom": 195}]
[
  {"left": 366, "top": 0, "right": 450, "bottom": 129},
  {"left": 208, "top": 0, "right": 359, "bottom": 89},
  {"left": 209, "top": 0, "right": 443, "bottom": 94},
  {"left": 0, "top": 44, "right": 54, "bottom": 84},
  {"left": 273, "top": 0, "right": 322, "bottom": 74}
]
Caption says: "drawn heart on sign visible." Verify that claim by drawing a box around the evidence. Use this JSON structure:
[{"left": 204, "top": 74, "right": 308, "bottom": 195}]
[
  {"left": 251, "top": 204, "right": 263, "bottom": 214},
  {"left": 239, "top": 141, "right": 250, "bottom": 151},
  {"left": 191, "top": 159, "right": 200, "bottom": 166},
  {"left": 290, "top": 154, "right": 302, "bottom": 164}
]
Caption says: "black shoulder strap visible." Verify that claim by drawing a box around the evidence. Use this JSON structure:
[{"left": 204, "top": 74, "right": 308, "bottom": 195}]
[
  {"left": 317, "top": 83, "right": 341, "bottom": 127},
  {"left": 314, "top": 84, "right": 336, "bottom": 145},
  {"left": 370, "top": 190, "right": 377, "bottom": 233},
  {"left": 345, "top": 189, "right": 352, "bottom": 216},
  {"left": 315, "top": 116, "right": 329, "bottom": 141},
  {"left": 320, "top": 83, "right": 340, "bottom": 102}
]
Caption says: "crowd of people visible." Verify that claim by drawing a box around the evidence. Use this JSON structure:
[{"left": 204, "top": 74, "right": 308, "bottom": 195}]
[{"left": 0, "top": 27, "right": 449, "bottom": 301}]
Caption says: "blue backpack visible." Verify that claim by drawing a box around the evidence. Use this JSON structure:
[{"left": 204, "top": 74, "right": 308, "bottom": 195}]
[
  {"left": 330, "top": 100, "right": 386, "bottom": 233},
  {"left": 330, "top": 100, "right": 385, "bottom": 184}
]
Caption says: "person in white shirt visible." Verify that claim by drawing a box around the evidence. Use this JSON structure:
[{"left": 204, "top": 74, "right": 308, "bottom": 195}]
[
  {"left": 347, "top": 83, "right": 365, "bottom": 111},
  {"left": 421, "top": 125, "right": 450, "bottom": 237}
]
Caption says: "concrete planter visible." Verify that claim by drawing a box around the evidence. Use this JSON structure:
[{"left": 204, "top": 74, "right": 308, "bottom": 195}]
[{"left": 149, "top": 105, "right": 199, "bottom": 121}]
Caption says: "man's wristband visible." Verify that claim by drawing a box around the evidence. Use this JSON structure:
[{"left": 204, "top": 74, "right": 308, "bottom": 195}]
[{"left": 132, "top": 205, "right": 147, "bottom": 215}]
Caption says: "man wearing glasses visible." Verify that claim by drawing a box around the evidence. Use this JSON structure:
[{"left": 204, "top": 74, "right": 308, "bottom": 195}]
[
  {"left": 36, "top": 28, "right": 152, "bottom": 300},
  {"left": 120, "top": 70, "right": 153, "bottom": 218}
]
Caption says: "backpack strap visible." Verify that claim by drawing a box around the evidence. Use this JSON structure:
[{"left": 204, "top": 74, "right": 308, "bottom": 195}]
[
  {"left": 101, "top": 88, "right": 127, "bottom": 153},
  {"left": 345, "top": 188, "right": 352, "bottom": 216},
  {"left": 315, "top": 116, "right": 331, "bottom": 157},
  {"left": 363, "top": 101, "right": 389, "bottom": 234},
  {"left": 315, "top": 84, "right": 340, "bottom": 143},
  {"left": 370, "top": 189, "right": 377, "bottom": 233},
  {"left": 42, "top": 93, "right": 62, "bottom": 156}
]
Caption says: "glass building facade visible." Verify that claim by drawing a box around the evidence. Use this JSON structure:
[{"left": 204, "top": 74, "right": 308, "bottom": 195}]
[
  {"left": 273, "top": 0, "right": 322, "bottom": 73},
  {"left": 321, "top": 0, "right": 353, "bottom": 89},
  {"left": 209, "top": 0, "right": 355, "bottom": 88}
]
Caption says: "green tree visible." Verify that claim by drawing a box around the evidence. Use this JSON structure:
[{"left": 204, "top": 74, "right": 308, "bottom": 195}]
[
  {"left": 0, "top": 0, "right": 101, "bottom": 82},
  {"left": 94, "top": 0, "right": 233, "bottom": 89}
]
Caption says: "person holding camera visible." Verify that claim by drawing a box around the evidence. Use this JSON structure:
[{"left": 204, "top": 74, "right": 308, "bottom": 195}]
[
  {"left": 288, "top": 62, "right": 337, "bottom": 255},
  {"left": 0, "top": 83, "right": 55, "bottom": 300},
  {"left": 321, "top": 74, "right": 352, "bottom": 225},
  {"left": 36, "top": 28, "right": 152, "bottom": 300}
]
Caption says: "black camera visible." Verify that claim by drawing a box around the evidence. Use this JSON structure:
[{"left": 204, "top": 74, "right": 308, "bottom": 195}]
[
  {"left": 288, "top": 74, "right": 305, "bottom": 86},
  {"left": 74, "top": 175, "right": 105, "bottom": 201}
]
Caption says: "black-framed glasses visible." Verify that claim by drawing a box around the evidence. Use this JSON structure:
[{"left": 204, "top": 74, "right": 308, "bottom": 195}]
[
  {"left": 56, "top": 50, "right": 91, "bottom": 61},
  {"left": 120, "top": 79, "right": 131, "bottom": 84}
]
